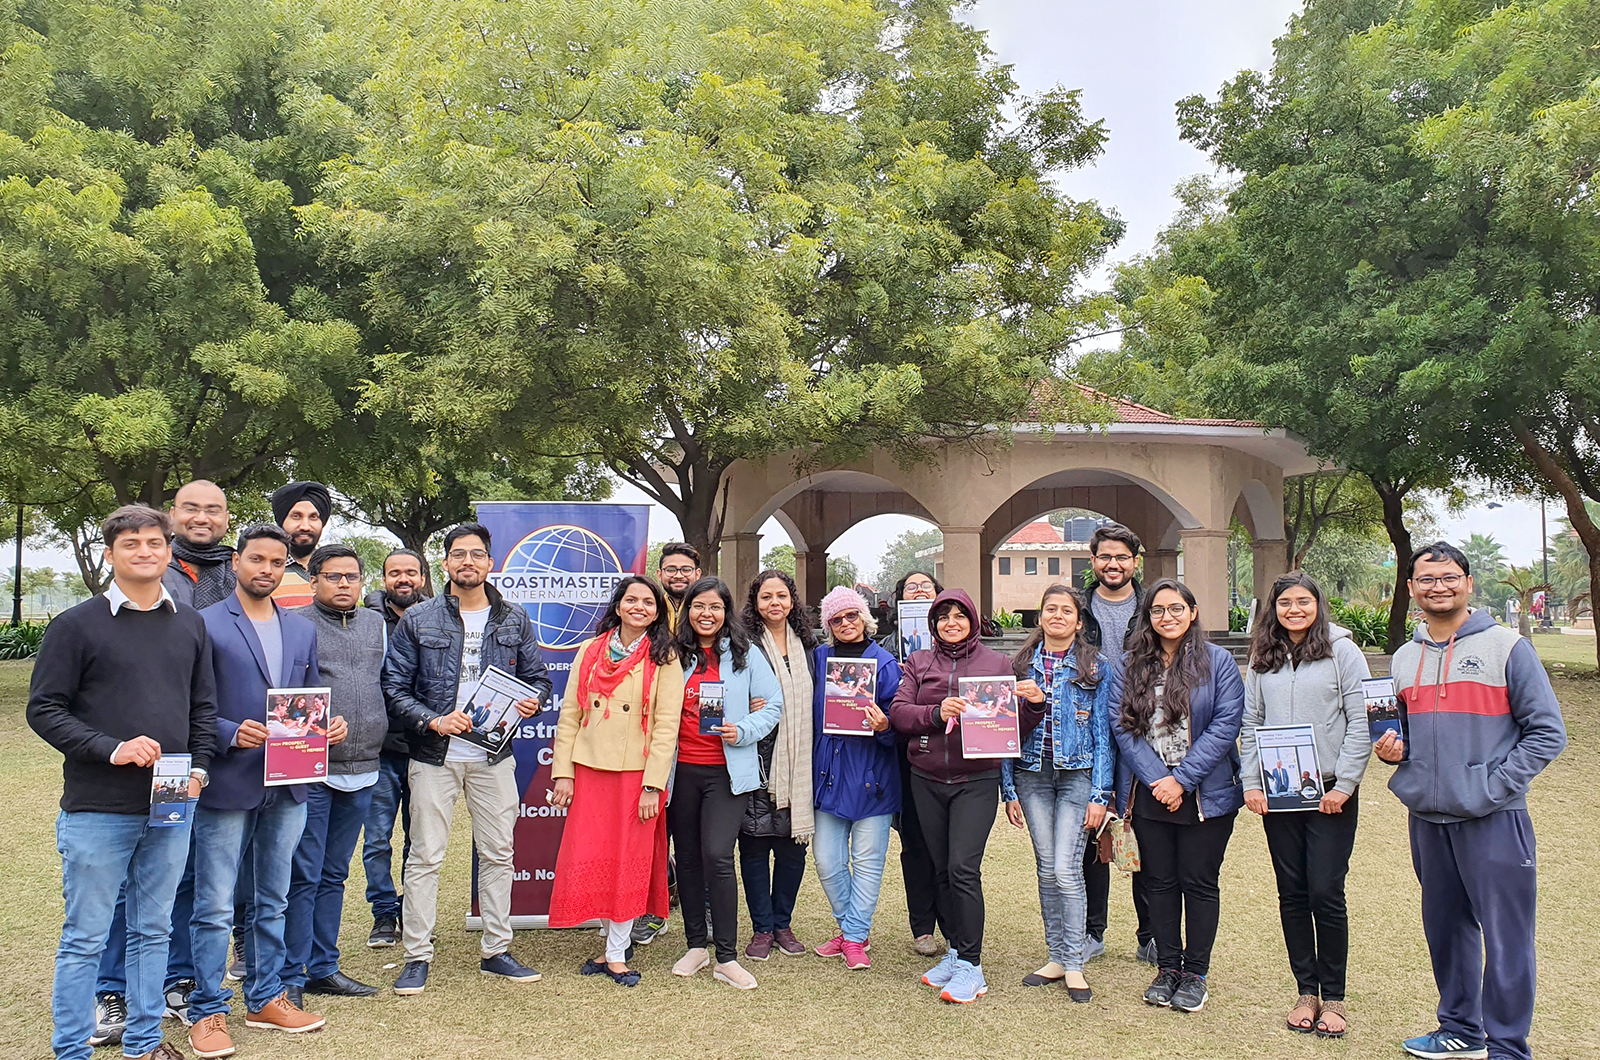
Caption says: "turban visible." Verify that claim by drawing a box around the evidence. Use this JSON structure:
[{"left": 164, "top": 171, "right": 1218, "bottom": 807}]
[{"left": 271, "top": 480, "right": 331, "bottom": 525}]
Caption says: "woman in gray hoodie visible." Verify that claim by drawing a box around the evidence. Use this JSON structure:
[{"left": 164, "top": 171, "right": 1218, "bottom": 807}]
[{"left": 1240, "top": 572, "right": 1371, "bottom": 1042}]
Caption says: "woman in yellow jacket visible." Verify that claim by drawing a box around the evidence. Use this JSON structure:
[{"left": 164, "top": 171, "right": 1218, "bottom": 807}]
[{"left": 548, "top": 576, "right": 686, "bottom": 986}]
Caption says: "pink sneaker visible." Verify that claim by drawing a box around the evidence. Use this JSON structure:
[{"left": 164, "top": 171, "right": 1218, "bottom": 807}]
[
  {"left": 842, "top": 940, "right": 871, "bottom": 970},
  {"left": 814, "top": 935, "right": 845, "bottom": 958}
]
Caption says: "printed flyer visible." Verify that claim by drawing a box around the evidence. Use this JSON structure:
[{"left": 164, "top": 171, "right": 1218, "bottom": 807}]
[
  {"left": 958, "top": 676, "right": 1022, "bottom": 759},
  {"left": 822, "top": 657, "right": 879, "bottom": 736},
  {"left": 263, "top": 686, "right": 331, "bottom": 786}
]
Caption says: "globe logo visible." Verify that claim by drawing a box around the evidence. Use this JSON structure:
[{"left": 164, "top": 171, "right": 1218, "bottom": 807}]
[{"left": 491, "top": 525, "right": 628, "bottom": 651}]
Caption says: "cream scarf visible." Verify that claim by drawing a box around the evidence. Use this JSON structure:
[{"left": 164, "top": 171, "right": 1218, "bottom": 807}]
[{"left": 761, "top": 624, "right": 815, "bottom": 844}]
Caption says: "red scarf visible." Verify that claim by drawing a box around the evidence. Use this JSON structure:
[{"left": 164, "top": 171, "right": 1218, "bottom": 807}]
[{"left": 574, "top": 633, "right": 659, "bottom": 740}]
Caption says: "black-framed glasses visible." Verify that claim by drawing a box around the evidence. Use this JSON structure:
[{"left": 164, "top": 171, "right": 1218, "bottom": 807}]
[
  {"left": 1412, "top": 574, "right": 1465, "bottom": 589},
  {"left": 316, "top": 572, "right": 363, "bottom": 585},
  {"left": 660, "top": 565, "right": 698, "bottom": 576},
  {"left": 1095, "top": 553, "right": 1134, "bottom": 565},
  {"left": 1149, "top": 603, "right": 1189, "bottom": 618}
]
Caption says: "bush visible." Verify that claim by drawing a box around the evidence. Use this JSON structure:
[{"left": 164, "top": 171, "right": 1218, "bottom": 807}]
[
  {"left": 1229, "top": 604, "right": 1249, "bottom": 633},
  {"left": 993, "top": 608, "right": 1023, "bottom": 630},
  {"left": 1328, "top": 600, "right": 1412, "bottom": 650},
  {"left": 0, "top": 622, "right": 47, "bottom": 660}
]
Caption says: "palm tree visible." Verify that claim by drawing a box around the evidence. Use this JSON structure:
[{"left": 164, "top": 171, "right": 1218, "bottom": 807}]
[
  {"left": 1461, "top": 533, "right": 1508, "bottom": 605},
  {"left": 1498, "top": 565, "right": 1552, "bottom": 638}
]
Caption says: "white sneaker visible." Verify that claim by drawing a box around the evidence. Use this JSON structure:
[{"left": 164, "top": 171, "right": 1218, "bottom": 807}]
[
  {"left": 713, "top": 960, "right": 758, "bottom": 990},
  {"left": 671, "top": 947, "right": 710, "bottom": 977}
]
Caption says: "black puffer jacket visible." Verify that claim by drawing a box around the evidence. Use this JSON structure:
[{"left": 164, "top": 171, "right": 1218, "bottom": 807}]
[{"left": 741, "top": 644, "right": 815, "bottom": 838}]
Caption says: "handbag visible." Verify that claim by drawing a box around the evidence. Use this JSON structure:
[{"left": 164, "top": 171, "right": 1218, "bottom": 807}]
[{"left": 1103, "top": 813, "right": 1141, "bottom": 874}]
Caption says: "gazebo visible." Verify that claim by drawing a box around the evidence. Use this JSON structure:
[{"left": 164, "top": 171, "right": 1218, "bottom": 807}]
[{"left": 714, "top": 391, "right": 1324, "bottom": 626}]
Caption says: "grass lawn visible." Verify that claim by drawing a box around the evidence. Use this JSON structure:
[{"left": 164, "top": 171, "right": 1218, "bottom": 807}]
[
  {"left": 1, "top": 657, "right": 1596, "bottom": 1060},
  {"left": 1532, "top": 630, "right": 1599, "bottom": 673}
]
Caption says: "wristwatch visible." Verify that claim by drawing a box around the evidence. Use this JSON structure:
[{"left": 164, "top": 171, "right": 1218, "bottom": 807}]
[
  {"left": 190, "top": 768, "right": 210, "bottom": 789},
  {"left": 643, "top": 785, "right": 662, "bottom": 794}
]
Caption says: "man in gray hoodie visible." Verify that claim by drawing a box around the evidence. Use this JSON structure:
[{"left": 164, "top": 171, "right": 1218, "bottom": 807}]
[{"left": 283, "top": 544, "right": 390, "bottom": 1002}]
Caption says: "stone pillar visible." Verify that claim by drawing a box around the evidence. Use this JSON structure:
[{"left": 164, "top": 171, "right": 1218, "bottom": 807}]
[
  {"left": 1252, "top": 537, "right": 1291, "bottom": 606},
  {"left": 794, "top": 549, "right": 828, "bottom": 609},
  {"left": 1147, "top": 548, "right": 1180, "bottom": 585},
  {"left": 1178, "top": 529, "right": 1230, "bottom": 632},
  {"left": 980, "top": 550, "right": 995, "bottom": 621},
  {"left": 940, "top": 526, "right": 986, "bottom": 608},
  {"left": 719, "top": 533, "right": 761, "bottom": 599}
]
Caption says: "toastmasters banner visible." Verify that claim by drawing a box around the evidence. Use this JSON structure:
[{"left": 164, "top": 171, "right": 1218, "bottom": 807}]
[{"left": 469, "top": 501, "right": 651, "bottom": 926}]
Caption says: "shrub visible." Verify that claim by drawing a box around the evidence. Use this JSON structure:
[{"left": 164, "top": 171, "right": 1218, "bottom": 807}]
[
  {"left": 1328, "top": 600, "right": 1412, "bottom": 650},
  {"left": 993, "top": 608, "right": 1023, "bottom": 630},
  {"left": 0, "top": 622, "right": 47, "bottom": 660}
]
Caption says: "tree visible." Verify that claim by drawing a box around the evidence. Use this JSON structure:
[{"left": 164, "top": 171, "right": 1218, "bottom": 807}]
[
  {"left": 305, "top": 0, "right": 1122, "bottom": 572},
  {"left": 760, "top": 545, "right": 797, "bottom": 577},
  {"left": 873, "top": 527, "right": 944, "bottom": 591},
  {"left": 1460, "top": 533, "right": 1509, "bottom": 607},
  {"left": 827, "top": 556, "right": 860, "bottom": 592}
]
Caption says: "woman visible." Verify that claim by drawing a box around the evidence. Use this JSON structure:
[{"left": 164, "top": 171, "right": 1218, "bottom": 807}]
[
  {"left": 1241, "top": 572, "right": 1371, "bottom": 1039},
  {"left": 1000, "top": 585, "right": 1112, "bottom": 1003},
  {"left": 810, "top": 587, "right": 903, "bottom": 970},
  {"left": 548, "top": 576, "right": 684, "bottom": 986},
  {"left": 879, "top": 570, "right": 946, "bottom": 956},
  {"left": 737, "top": 570, "right": 817, "bottom": 961},
  {"left": 890, "top": 590, "right": 1043, "bottom": 1004},
  {"left": 1109, "top": 579, "right": 1244, "bottom": 1015},
  {"left": 668, "top": 577, "right": 783, "bottom": 990}
]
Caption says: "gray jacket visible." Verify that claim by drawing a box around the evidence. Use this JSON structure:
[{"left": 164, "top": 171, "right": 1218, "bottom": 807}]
[
  {"left": 293, "top": 601, "right": 389, "bottom": 776},
  {"left": 1240, "top": 625, "right": 1373, "bottom": 796}
]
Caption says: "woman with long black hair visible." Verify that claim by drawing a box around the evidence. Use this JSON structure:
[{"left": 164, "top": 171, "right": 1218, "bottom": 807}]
[
  {"left": 1241, "top": 572, "right": 1371, "bottom": 1038},
  {"left": 1109, "top": 578, "right": 1244, "bottom": 1015},
  {"left": 668, "top": 577, "right": 782, "bottom": 990}
]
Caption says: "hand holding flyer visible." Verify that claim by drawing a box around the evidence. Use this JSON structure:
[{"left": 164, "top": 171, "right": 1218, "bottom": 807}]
[
  {"left": 454, "top": 667, "right": 542, "bottom": 752},
  {"left": 957, "top": 676, "right": 1022, "bottom": 758},
  {"left": 822, "top": 657, "right": 879, "bottom": 736},
  {"left": 149, "top": 754, "right": 193, "bottom": 828},
  {"left": 264, "top": 687, "right": 331, "bottom": 786},
  {"left": 697, "top": 681, "right": 726, "bottom": 736},
  {"left": 1255, "top": 724, "right": 1324, "bottom": 812},
  {"left": 1362, "top": 677, "right": 1405, "bottom": 743}
]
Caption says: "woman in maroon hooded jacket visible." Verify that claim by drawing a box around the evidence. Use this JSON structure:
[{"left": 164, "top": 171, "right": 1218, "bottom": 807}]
[{"left": 890, "top": 589, "right": 1043, "bottom": 1004}]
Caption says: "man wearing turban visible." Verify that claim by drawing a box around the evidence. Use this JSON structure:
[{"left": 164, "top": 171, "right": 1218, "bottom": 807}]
[{"left": 269, "top": 481, "right": 332, "bottom": 608}]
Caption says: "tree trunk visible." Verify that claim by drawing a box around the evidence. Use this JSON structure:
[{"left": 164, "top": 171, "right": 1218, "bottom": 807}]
[
  {"left": 1373, "top": 479, "right": 1414, "bottom": 653},
  {"left": 68, "top": 521, "right": 108, "bottom": 596},
  {"left": 617, "top": 451, "right": 733, "bottom": 578},
  {"left": 1513, "top": 421, "right": 1600, "bottom": 669}
]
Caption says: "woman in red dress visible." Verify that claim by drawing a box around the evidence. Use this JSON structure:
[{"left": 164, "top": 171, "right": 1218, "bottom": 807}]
[{"left": 548, "top": 576, "right": 685, "bottom": 985}]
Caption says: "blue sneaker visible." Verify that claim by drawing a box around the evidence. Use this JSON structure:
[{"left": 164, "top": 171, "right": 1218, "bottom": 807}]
[
  {"left": 939, "top": 960, "right": 988, "bottom": 1004},
  {"left": 1084, "top": 935, "right": 1106, "bottom": 961},
  {"left": 921, "top": 948, "right": 959, "bottom": 988},
  {"left": 1401, "top": 1031, "right": 1488, "bottom": 1059},
  {"left": 393, "top": 960, "right": 429, "bottom": 995},
  {"left": 481, "top": 952, "right": 541, "bottom": 982}
]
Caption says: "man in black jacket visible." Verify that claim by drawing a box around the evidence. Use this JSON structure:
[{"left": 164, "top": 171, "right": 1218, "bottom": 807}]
[
  {"left": 361, "top": 548, "right": 427, "bottom": 948},
  {"left": 29, "top": 505, "right": 217, "bottom": 1060},
  {"left": 381, "top": 524, "right": 551, "bottom": 995}
]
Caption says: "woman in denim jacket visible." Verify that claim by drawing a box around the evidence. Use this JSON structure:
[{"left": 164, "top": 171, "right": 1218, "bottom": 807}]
[{"left": 1001, "top": 585, "right": 1112, "bottom": 1003}]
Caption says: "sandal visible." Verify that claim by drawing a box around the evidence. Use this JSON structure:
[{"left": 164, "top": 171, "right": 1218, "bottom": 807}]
[
  {"left": 1315, "top": 999, "right": 1346, "bottom": 1039},
  {"left": 1287, "top": 994, "right": 1320, "bottom": 1034}
]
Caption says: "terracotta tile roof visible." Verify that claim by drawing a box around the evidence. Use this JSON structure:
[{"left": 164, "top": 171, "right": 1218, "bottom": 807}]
[
  {"left": 1027, "top": 383, "right": 1262, "bottom": 429},
  {"left": 1005, "top": 521, "right": 1062, "bottom": 545}
]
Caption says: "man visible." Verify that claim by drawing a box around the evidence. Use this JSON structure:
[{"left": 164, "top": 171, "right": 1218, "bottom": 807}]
[
  {"left": 382, "top": 523, "right": 551, "bottom": 995},
  {"left": 28, "top": 505, "right": 216, "bottom": 1060},
  {"left": 188, "top": 524, "right": 346, "bottom": 1059},
  {"left": 165, "top": 481, "right": 236, "bottom": 610},
  {"left": 282, "top": 544, "right": 387, "bottom": 1002},
  {"left": 656, "top": 542, "right": 701, "bottom": 631},
  {"left": 1079, "top": 523, "right": 1155, "bottom": 965},
  {"left": 362, "top": 548, "right": 427, "bottom": 947},
  {"left": 269, "top": 481, "right": 331, "bottom": 609},
  {"left": 1269, "top": 759, "right": 1293, "bottom": 796},
  {"left": 1377, "top": 542, "right": 1566, "bottom": 1060}
]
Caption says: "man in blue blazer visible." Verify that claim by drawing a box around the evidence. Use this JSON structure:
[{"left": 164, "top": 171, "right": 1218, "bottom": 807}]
[{"left": 187, "top": 524, "right": 345, "bottom": 1059}]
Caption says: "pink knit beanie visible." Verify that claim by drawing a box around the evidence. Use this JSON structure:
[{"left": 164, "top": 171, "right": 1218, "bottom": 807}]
[{"left": 819, "top": 586, "right": 869, "bottom": 627}]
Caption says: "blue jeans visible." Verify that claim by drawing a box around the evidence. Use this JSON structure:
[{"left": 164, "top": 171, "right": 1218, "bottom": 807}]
[
  {"left": 812, "top": 811, "right": 891, "bottom": 944},
  {"left": 363, "top": 751, "right": 410, "bottom": 921},
  {"left": 52, "top": 811, "right": 191, "bottom": 1060},
  {"left": 285, "top": 784, "right": 375, "bottom": 985},
  {"left": 191, "top": 795, "right": 307, "bottom": 1016},
  {"left": 1013, "top": 764, "right": 1093, "bottom": 970},
  {"left": 95, "top": 839, "right": 198, "bottom": 995}
]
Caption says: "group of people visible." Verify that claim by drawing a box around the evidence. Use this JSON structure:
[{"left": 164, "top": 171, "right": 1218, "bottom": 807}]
[{"left": 29, "top": 497, "right": 1567, "bottom": 1060}]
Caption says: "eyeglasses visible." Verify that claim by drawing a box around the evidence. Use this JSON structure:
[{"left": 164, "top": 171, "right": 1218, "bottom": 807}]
[
  {"left": 316, "top": 572, "right": 363, "bottom": 584},
  {"left": 904, "top": 579, "right": 934, "bottom": 590},
  {"left": 689, "top": 602, "right": 725, "bottom": 614},
  {"left": 1412, "top": 574, "right": 1465, "bottom": 589},
  {"left": 1149, "top": 603, "right": 1190, "bottom": 618},
  {"left": 1094, "top": 553, "right": 1134, "bottom": 565},
  {"left": 447, "top": 549, "right": 490, "bottom": 561},
  {"left": 176, "top": 503, "right": 226, "bottom": 517},
  {"left": 660, "top": 565, "right": 698, "bottom": 576},
  {"left": 829, "top": 610, "right": 863, "bottom": 625}
]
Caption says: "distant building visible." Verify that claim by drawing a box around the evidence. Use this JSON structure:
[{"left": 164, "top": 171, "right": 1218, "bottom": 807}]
[{"left": 918, "top": 516, "right": 1108, "bottom": 614}]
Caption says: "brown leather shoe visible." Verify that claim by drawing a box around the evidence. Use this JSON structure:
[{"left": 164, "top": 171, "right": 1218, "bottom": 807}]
[
  {"left": 188, "top": 1013, "right": 235, "bottom": 1059},
  {"left": 130, "top": 1044, "right": 190, "bottom": 1060},
  {"left": 244, "top": 993, "right": 326, "bottom": 1034}
]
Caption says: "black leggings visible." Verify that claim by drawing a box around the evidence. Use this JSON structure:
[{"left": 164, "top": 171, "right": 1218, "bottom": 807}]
[
  {"left": 911, "top": 774, "right": 997, "bottom": 966},
  {"left": 667, "top": 763, "right": 747, "bottom": 963},
  {"left": 1133, "top": 809, "right": 1237, "bottom": 978},
  {"left": 1264, "top": 790, "right": 1359, "bottom": 999},
  {"left": 896, "top": 744, "right": 944, "bottom": 939},
  {"left": 1084, "top": 833, "right": 1154, "bottom": 945}
]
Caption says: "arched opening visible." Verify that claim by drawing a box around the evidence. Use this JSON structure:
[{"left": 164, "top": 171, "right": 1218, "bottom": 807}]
[{"left": 1231, "top": 479, "right": 1290, "bottom": 634}]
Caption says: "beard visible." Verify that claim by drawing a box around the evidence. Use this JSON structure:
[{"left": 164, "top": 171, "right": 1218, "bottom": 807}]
[
  {"left": 289, "top": 531, "right": 319, "bottom": 561},
  {"left": 386, "top": 585, "right": 422, "bottom": 609}
]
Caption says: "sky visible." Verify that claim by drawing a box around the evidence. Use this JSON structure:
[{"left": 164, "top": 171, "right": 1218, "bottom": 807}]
[{"left": 17, "top": 0, "right": 1551, "bottom": 582}]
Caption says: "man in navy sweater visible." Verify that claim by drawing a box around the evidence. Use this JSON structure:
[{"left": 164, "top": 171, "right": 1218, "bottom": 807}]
[{"left": 28, "top": 505, "right": 217, "bottom": 1060}]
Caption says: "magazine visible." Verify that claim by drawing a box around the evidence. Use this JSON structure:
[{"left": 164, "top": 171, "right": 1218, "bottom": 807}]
[
  {"left": 1256, "top": 724, "right": 1324, "bottom": 812},
  {"left": 455, "top": 667, "right": 542, "bottom": 752},
  {"left": 149, "top": 754, "right": 193, "bottom": 828},
  {"left": 697, "top": 681, "right": 726, "bottom": 736},
  {"left": 821, "top": 656, "right": 879, "bottom": 736},
  {"left": 958, "top": 676, "right": 1022, "bottom": 759},
  {"left": 263, "top": 686, "right": 331, "bottom": 786},
  {"left": 1362, "top": 676, "right": 1404, "bottom": 743},
  {"left": 896, "top": 600, "right": 933, "bottom": 661}
]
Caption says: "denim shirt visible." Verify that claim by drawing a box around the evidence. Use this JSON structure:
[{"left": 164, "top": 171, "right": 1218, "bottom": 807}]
[{"left": 1001, "top": 645, "right": 1114, "bottom": 806}]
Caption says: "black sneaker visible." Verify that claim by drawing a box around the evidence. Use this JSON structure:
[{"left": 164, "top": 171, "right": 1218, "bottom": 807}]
[
  {"left": 163, "top": 978, "right": 197, "bottom": 1025},
  {"left": 225, "top": 937, "right": 246, "bottom": 982},
  {"left": 367, "top": 916, "right": 398, "bottom": 949},
  {"left": 631, "top": 914, "right": 667, "bottom": 945},
  {"left": 481, "top": 952, "right": 541, "bottom": 982},
  {"left": 1143, "top": 968, "right": 1182, "bottom": 1007},
  {"left": 90, "top": 992, "right": 126, "bottom": 1047},
  {"left": 394, "top": 960, "right": 429, "bottom": 996},
  {"left": 1136, "top": 938, "right": 1158, "bottom": 965},
  {"left": 1170, "top": 971, "right": 1209, "bottom": 1012}
]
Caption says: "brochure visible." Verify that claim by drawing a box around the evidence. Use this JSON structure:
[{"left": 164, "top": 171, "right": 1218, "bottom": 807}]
[
  {"left": 896, "top": 600, "right": 933, "bottom": 661},
  {"left": 263, "top": 686, "right": 331, "bottom": 786},
  {"left": 821, "top": 656, "right": 879, "bottom": 736},
  {"left": 697, "top": 681, "right": 726, "bottom": 736},
  {"left": 149, "top": 754, "right": 193, "bottom": 828},
  {"left": 958, "top": 676, "right": 1022, "bottom": 759},
  {"left": 1256, "top": 723, "right": 1324, "bottom": 812},
  {"left": 455, "top": 667, "right": 542, "bottom": 752},
  {"left": 1362, "top": 676, "right": 1405, "bottom": 743}
]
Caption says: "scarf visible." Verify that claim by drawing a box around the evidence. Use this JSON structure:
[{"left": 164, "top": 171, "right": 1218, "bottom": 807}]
[
  {"left": 170, "top": 537, "right": 237, "bottom": 610},
  {"left": 761, "top": 625, "right": 815, "bottom": 844},
  {"left": 574, "top": 630, "right": 658, "bottom": 745}
]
